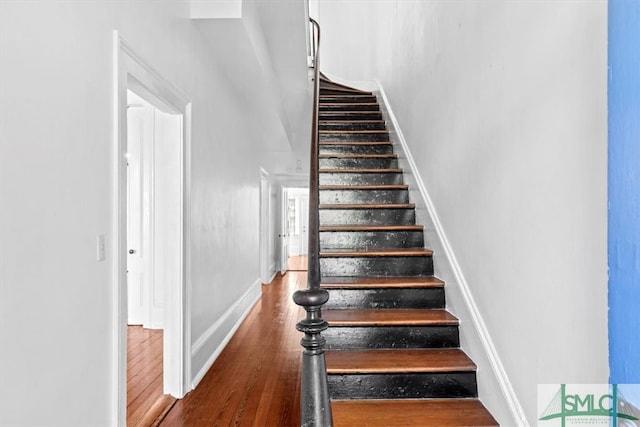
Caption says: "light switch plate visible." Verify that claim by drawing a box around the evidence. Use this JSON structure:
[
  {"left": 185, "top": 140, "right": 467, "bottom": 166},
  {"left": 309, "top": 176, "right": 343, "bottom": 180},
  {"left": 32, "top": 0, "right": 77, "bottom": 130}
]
[{"left": 97, "top": 235, "right": 106, "bottom": 262}]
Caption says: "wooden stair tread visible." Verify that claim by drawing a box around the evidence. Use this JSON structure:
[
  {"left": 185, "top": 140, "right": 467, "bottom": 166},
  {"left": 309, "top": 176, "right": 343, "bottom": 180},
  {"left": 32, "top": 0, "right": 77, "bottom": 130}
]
[
  {"left": 319, "top": 203, "right": 415, "bottom": 209},
  {"left": 320, "top": 130, "right": 388, "bottom": 134},
  {"left": 320, "top": 95, "right": 376, "bottom": 99},
  {"left": 319, "top": 75, "right": 372, "bottom": 94},
  {"left": 320, "top": 225, "right": 423, "bottom": 232},
  {"left": 323, "top": 309, "right": 457, "bottom": 326},
  {"left": 319, "top": 110, "right": 383, "bottom": 115},
  {"left": 321, "top": 276, "right": 444, "bottom": 289},
  {"left": 318, "top": 112, "right": 382, "bottom": 120},
  {"left": 320, "top": 88, "right": 372, "bottom": 95},
  {"left": 318, "top": 119, "right": 385, "bottom": 124},
  {"left": 320, "top": 248, "right": 432, "bottom": 257},
  {"left": 319, "top": 141, "right": 392, "bottom": 146},
  {"left": 320, "top": 168, "right": 402, "bottom": 173},
  {"left": 320, "top": 185, "right": 408, "bottom": 190},
  {"left": 319, "top": 153, "right": 397, "bottom": 159},
  {"left": 320, "top": 102, "right": 379, "bottom": 107},
  {"left": 325, "top": 349, "right": 476, "bottom": 373},
  {"left": 331, "top": 399, "right": 498, "bottom": 427}
]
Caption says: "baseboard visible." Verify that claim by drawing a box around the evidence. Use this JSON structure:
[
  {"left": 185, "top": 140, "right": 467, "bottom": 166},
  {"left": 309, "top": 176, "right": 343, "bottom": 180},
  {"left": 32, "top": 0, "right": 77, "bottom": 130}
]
[
  {"left": 190, "top": 278, "right": 262, "bottom": 389},
  {"left": 265, "top": 266, "right": 278, "bottom": 285},
  {"left": 375, "top": 81, "right": 529, "bottom": 427}
]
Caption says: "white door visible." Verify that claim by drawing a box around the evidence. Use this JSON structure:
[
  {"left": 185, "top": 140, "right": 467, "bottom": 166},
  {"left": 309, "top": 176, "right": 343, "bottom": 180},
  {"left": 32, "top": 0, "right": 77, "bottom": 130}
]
[
  {"left": 126, "top": 105, "right": 150, "bottom": 325},
  {"left": 280, "top": 187, "right": 290, "bottom": 272},
  {"left": 300, "top": 194, "right": 309, "bottom": 255}
]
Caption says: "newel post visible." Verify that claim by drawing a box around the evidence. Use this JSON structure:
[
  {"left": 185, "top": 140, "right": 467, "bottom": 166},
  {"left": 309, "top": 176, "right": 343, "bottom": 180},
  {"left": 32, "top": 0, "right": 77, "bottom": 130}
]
[{"left": 293, "top": 287, "right": 333, "bottom": 426}]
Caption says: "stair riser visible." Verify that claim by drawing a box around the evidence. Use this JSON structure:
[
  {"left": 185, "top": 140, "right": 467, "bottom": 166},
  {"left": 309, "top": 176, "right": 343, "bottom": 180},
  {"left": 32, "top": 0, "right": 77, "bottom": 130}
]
[
  {"left": 320, "top": 230, "right": 424, "bottom": 250},
  {"left": 319, "top": 145, "right": 394, "bottom": 155},
  {"left": 320, "top": 255, "right": 434, "bottom": 277},
  {"left": 324, "top": 325, "right": 459, "bottom": 349},
  {"left": 320, "top": 209, "right": 416, "bottom": 226},
  {"left": 320, "top": 104, "right": 380, "bottom": 112},
  {"left": 320, "top": 96, "right": 378, "bottom": 103},
  {"left": 319, "top": 122, "right": 386, "bottom": 131},
  {"left": 328, "top": 373, "right": 477, "bottom": 400},
  {"left": 323, "top": 288, "right": 445, "bottom": 310},
  {"left": 319, "top": 158, "right": 399, "bottom": 169},
  {"left": 319, "top": 112, "right": 383, "bottom": 121},
  {"left": 320, "top": 132, "right": 389, "bottom": 142},
  {"left": 320, "top": 189, "right": 409, "bottom": 204},
  {"left": 320, "top": 172, "right": 402, "bottom": 185}
]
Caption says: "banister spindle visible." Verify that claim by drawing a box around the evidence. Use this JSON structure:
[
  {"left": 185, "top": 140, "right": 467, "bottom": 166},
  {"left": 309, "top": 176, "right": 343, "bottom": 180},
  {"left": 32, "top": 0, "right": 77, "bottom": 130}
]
[{"left": 293, "top": 18, "right": 333, "bottom": 427}]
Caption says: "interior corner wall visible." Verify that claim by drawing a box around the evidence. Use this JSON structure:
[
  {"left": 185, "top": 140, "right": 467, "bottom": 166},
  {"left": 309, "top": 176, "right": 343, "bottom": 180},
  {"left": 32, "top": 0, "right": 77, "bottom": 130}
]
[
  {"left": 318, "top": 1, "right": 608, "bottom": 424},
  {"left": 608, "top": 0, "right": 640, "bottom": 384},
  {"left": 0, "top": 1, "right": 294, "bottom": 425}
]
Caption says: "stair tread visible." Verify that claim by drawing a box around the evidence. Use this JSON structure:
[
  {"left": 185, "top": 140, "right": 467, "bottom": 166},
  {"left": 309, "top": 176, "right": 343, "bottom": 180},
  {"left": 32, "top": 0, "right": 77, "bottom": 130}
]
[
  {"left": 321, "top": 276, "right": 444, "bottom": 289},
  {"left": 319, "top": 119, "right": 385, "bottom": 124},
  {"left": 323, "top": 308, "right": 457, "bottom": 326},
  {"left": 319, "top": 153, "right": 397, "bottom": 159},
  {"left": 320, "top": 130, "right": 388, "bottom": 134},
  {"left": 331, "top": 399, "right": 498, "bottom": 427},
  {"left": 320, "top": 89, "right": 373, "bottom": 96},
  {"left": 320, "top": 102, "right": 380, "bottom": 106},
  {"left": 320, "top": 168, "right": 402, "bottom": 173},
  {"left": 319, "top": 203, "right": 415, "bottom": 209},
  {"left": 319, "top": 76, "right": 372, "bottom": 94},
  {"left": 320, "top": 185, "right": 408, "bottom": 190},
  {"left": 326, "top": 349, "right": 475, "bottom": 373},
  {"left": 319, "top": 110, "right": 382, "bottom": 114},
  {"left": 319, "top": 141, "right": 392, "bottom": 146},
  {"left": 320, "top": 225, "right": 423, "bottom": 232},
  {"left": 320, "top": 94, "right": 376, "bottom": 98},
  {"left": 320, "top": 248, "right": 432, "bottom": 257},
  {"left": 320, "top": 115, "right": 383, "bottom": 120}
]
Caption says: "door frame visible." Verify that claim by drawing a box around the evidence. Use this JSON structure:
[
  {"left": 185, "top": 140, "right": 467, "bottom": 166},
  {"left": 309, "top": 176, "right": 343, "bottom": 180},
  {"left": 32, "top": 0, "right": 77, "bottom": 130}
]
[
  {"left": 274, "top": 174, "right": 309, "bottom": 273},
  {"left": 259, "top": 168, "right": 272, "bottom": 284},
  {"left": 280, "top": 186, "right": 290, "bottom": 273},
  {"left": 113, "top": 31, "right": 192, "bottom": 425}
]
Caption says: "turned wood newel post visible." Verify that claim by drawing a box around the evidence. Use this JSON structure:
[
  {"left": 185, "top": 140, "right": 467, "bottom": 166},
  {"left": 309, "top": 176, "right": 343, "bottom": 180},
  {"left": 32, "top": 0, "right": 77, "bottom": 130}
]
[{"left": 293, "top": 287, "right": 333, "bottom": 427}]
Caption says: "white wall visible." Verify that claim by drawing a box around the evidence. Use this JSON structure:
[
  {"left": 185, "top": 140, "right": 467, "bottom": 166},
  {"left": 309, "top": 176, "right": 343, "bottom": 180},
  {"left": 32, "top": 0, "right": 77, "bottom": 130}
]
[
  {"left": 0, "top": 1, "right": 307, "bottom": 425},
  {"left": 318, "top": 1, "right": 608, "bottom": 425}
]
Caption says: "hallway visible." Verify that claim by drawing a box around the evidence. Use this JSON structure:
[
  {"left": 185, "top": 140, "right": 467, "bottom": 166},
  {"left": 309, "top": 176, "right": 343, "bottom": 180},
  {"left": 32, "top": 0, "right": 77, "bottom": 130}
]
[{"left": 159, "top": 272, "right": 305, "bottom": 426}]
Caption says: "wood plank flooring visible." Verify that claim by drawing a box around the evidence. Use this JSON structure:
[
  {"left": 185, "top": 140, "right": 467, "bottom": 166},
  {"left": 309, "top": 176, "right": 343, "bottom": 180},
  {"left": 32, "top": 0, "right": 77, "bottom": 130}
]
[
  {"left": 159, "top": 272, "right": 306, "bottom": 426},
  {"left": 288, "top": 255, "right": 308, "bottom": 271},
  {"left": 128, "top": 326, "right": 176, "bottom": 426}
]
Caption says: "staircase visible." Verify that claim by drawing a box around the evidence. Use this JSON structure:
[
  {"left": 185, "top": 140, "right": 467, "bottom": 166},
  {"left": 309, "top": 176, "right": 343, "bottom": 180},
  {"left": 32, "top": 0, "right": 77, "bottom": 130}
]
[{"left": 316, "top": 77, "right": 498, "bottom": 426}]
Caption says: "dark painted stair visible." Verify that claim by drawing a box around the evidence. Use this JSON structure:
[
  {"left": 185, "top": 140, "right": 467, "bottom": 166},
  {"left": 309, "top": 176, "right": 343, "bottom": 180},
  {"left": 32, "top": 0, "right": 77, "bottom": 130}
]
[{"left": 317, "top": 78, "right": 498, "bottom": 426}]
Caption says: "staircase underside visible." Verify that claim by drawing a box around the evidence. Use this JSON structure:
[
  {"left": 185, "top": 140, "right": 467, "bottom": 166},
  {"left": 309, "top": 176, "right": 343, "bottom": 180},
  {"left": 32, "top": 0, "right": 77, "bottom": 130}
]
[{"left": 317, "top": 77, "right": 498, "bottom": 426}]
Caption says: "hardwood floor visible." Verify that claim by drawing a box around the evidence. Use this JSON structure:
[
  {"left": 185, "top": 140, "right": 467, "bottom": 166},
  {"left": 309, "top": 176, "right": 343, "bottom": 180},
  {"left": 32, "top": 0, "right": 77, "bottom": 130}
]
[
  {"left": 128, "top": 326, "right": 176, "bottom": 426},
  {"left": 288, "top": 255, "right": 308, "bottom": 271},
  {"left": 159, "top": 272, "right": 306, "bottom": 426}
]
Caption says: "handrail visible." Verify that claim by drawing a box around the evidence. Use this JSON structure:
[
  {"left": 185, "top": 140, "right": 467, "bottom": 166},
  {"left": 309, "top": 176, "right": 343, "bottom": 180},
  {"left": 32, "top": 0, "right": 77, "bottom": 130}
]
[{"left": 292, "top": 18, "right": 334, "bottom": 427}]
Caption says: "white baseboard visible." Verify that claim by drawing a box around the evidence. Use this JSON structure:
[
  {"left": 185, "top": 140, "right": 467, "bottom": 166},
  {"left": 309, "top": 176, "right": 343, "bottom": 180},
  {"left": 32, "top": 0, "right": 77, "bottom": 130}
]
[
  {"left": 190, "top": 278, "right": 262, "bottom": 389},
  {"left": 375, "top": 81, "right": 529, "bottom": 427},
  {"left": 265, "top": 265, "right": 278, "bottom": 285}
]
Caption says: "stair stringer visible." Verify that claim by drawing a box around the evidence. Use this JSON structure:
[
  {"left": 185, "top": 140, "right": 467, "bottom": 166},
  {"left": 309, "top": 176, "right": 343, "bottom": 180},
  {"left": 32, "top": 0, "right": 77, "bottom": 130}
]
[{"left": 367, "top": 81, "right": 529, "bottom": 427}]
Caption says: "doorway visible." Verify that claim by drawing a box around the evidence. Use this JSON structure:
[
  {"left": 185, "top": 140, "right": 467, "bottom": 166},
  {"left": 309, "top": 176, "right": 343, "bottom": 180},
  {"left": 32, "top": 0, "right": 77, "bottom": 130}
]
[
  {"left": 283, "top": 187, "right": 309, "bottom": 272},
  {"left": 125, "top": 89, "right": 182, "bottom": 424},
  {"left": 115, "top": 33, "right": 191, "bottom": 426}
]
